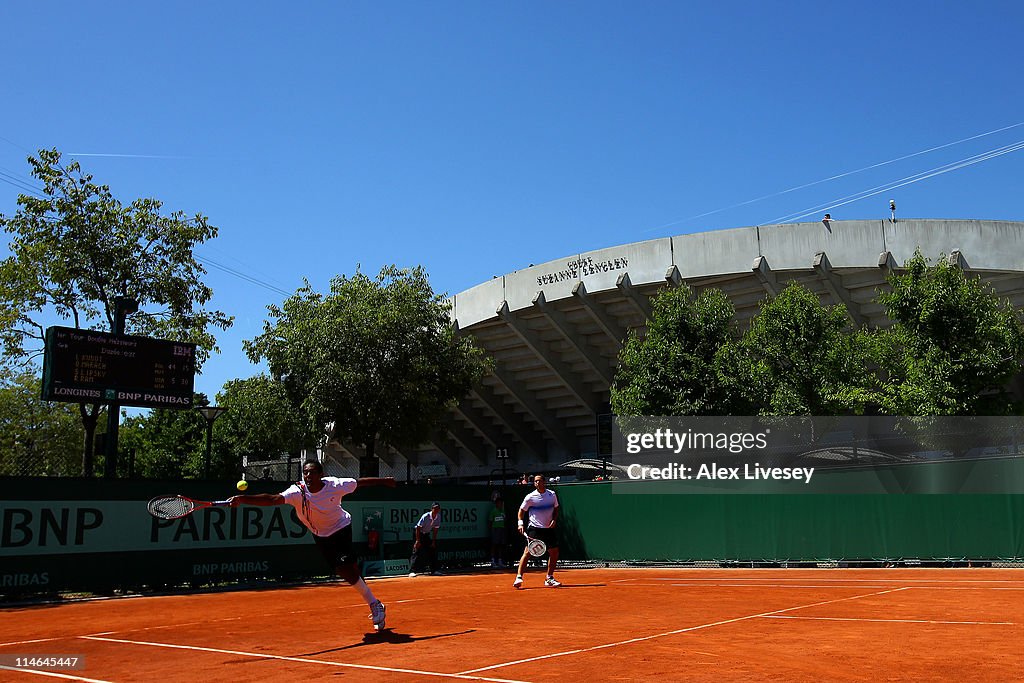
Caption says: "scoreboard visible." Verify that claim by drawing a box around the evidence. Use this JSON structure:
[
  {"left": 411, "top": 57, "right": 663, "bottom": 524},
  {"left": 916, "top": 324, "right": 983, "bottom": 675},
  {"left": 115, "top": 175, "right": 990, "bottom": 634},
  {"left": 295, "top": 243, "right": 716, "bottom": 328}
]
[{"left": 41, "top": 326, "right": 197, "bottom": 409}]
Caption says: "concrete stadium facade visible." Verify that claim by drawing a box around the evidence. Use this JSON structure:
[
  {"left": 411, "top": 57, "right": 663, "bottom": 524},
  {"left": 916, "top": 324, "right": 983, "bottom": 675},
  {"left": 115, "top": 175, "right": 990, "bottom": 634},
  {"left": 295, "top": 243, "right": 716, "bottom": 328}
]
[{"left": 323, "top": 219, "right": 1024, "bottom": 480}]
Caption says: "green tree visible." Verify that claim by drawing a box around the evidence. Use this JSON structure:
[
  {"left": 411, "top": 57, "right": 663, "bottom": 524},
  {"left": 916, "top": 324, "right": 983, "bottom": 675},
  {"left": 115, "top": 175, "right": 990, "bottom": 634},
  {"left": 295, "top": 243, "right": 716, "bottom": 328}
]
[
  {"left": 611, "top": 284, "right": 747, "bottom": 416},
  {"left": 215, "top": 374, "right": 320, "bottom": 472},
  {"left": 0, "top": 366, "right": 83, "bottom": 475},
  {"left": 726, "top": 282, "right": 875, "bottom": 415},
  {"left": 120, "top": 395, "right": 208, "bottom": 480},
  {"left": 0, "top": 149, "right": 233, "bottom": 475},
  {"left": 244, "top": 266, "right": 492, "bottom": 476},
  {"left": 874, "top": 251, "right": 1024, "bottom": 415}
]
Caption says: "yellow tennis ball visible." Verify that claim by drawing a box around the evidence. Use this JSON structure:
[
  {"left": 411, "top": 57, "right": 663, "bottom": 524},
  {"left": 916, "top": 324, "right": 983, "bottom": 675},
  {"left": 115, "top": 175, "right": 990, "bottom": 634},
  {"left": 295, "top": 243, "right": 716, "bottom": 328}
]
[{"left": 236, "top": 479, "right": 248, "bottom": 491}]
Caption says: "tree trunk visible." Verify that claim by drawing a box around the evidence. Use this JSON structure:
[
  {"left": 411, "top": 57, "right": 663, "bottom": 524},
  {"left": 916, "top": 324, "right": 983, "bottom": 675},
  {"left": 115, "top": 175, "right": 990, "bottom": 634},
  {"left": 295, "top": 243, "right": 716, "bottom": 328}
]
[{"left": 79, "top": 403, "right": 101, "bottom": 477}]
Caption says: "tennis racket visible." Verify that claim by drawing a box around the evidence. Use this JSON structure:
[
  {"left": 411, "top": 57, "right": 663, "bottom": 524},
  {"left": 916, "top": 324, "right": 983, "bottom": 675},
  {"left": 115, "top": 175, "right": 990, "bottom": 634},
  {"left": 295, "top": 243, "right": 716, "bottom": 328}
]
[
  {"left": 147, "top": 494, "right": 232, "bottom": 520},
  {"left": 524, "top": 532, "right": 548, "bottom": 558}
]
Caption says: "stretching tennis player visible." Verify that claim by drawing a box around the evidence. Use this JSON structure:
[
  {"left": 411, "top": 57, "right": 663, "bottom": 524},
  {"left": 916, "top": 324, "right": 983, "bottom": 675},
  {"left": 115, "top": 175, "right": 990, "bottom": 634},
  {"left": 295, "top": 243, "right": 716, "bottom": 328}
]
[
  {"left": 514, "top": 474, "right": 561, "bottom": 589},
  {"left": 228, "top": 458, "right": 396, "bottom": 632}
]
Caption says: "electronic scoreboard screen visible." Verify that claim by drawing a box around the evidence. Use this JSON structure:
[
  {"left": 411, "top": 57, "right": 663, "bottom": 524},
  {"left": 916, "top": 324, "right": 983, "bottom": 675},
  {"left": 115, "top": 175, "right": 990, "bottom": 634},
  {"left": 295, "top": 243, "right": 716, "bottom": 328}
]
[{"left": 42, "top": 326, "right": 197, "bottom": 409}]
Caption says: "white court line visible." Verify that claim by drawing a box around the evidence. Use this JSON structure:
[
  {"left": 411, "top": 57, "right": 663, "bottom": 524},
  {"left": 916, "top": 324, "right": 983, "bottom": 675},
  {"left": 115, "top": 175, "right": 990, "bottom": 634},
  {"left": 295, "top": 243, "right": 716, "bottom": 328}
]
[
  {"left": 457, "top": 587, "right": 908, "bottom": 674},
  {"left": 0, "top": 639, "right": 67, "bottom": 649},
  {"left": 625, "top": 576, "right": 1024, "bottom": 584},
  {"left": 73, "top": 586, "right": 515, "bottom": 639},
  {"left": 82, "top": 635, "right": 529, "bottom": 683},
  {"left": 672, "top": 584, "right": 892, "bottom": 589},
  {"left": 0, "top": 666, "right": 113, "bottom": 683},
  {"left": 1, "top": 594, "right": 486, "bottom": 645},
  {"left": 613, "top": 582, "right": 890, "bottom": 589},
  {"left": 614, "top": 580, "right": 1024, "bottom": 591},
  {"left": 902, "top": 586, "right": 1024, "bottom": 591},
  {"left": 763, "top": 615, "right": 1015, "bottom": 626}
]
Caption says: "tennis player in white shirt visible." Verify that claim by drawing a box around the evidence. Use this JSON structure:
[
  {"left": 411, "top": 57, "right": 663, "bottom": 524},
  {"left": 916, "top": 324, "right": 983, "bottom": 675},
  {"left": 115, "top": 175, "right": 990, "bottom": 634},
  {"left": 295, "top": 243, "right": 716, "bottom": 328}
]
[{"left": 513, "top": 474, "right": 561, "bottom": 589}]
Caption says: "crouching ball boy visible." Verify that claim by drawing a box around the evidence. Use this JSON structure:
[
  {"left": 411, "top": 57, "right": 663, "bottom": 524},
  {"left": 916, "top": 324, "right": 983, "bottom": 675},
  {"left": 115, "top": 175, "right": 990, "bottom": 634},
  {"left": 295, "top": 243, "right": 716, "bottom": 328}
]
[{"left": 229, "top": 458, "right": 396, "bottom": 631}]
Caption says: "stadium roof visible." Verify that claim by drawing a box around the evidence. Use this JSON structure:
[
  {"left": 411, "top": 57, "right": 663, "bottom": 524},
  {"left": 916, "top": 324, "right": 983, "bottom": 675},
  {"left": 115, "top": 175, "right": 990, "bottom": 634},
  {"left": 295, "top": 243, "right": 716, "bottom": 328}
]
[{"left": 325, "top": 219, "right": 1024, "bottom": 477}]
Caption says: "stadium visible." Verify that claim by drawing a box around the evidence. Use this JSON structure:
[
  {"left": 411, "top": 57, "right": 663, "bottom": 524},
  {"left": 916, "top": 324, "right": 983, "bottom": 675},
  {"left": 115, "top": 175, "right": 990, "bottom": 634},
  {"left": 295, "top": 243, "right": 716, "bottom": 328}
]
[
  {"left": 5, "top": 219, "right": 1023, "bottom": 682},
  {"left": 317, "top": 218, "right": 1024, "bottom": 481}
]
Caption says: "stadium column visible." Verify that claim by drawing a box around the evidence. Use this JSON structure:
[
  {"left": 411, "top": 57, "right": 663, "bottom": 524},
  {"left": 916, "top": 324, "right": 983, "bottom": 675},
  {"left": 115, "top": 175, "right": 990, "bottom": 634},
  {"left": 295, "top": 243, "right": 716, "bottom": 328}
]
[{"left": 104, "top": 296, "right": 139, "bottom": 479}]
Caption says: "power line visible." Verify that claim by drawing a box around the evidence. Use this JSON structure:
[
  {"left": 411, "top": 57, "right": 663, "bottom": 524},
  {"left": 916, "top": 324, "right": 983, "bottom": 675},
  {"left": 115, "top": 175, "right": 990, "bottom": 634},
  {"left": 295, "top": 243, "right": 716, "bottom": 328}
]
[
  {"left": 0, "top": 137, "right": 295, "bottom": 301},
  {"left": 67, "top": 152, "right": 193, "bottom": 159},
  {"left": 196, "top": 253, "right": 294, "bottom": 297},
  {"left": 0, "top": 134, "right": 33, "bottom": 155},
  {"left": 769, "top": 139, "right": 1024, "bottom": 223},
  {"left": 0, "top": 189, "right": 295, "bottom": 300},
  {"left": 766, "top": 139, "right": 1024, "bottom": 224},
  {"left": 0, "top": 169, "right": 43, "bottom": 198},
  {"left": 200, "top": 243, "right": 293, "bottom": 292},
  {"left": 644, "top": 120, "right": 1024, "bottom": 233}
]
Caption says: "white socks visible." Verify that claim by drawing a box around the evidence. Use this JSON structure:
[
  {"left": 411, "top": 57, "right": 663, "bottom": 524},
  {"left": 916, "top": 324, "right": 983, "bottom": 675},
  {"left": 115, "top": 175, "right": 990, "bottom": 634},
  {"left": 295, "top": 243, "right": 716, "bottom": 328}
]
[{"left": 352, "top": 578, "right": 377, "bottom": 606}]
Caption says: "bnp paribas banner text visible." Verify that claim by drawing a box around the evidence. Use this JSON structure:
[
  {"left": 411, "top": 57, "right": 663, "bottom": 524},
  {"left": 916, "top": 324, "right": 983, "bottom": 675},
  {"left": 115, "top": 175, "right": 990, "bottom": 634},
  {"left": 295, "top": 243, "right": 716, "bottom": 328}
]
[{"left": 0, "top": 499, "right": 491, "bottom": 558}]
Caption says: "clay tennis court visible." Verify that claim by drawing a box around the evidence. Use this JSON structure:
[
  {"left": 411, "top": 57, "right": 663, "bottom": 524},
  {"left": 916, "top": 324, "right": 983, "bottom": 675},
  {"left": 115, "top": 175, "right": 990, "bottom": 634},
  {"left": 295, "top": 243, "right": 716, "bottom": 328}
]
[{"left": 2, "top": 567, "right": 1021, "bottom": 681}]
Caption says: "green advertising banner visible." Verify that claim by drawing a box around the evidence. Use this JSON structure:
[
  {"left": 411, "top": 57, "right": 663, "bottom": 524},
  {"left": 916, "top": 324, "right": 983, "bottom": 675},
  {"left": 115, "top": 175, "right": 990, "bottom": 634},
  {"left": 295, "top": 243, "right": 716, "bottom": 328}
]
[
  {"left": 0, "top": 500, "right": 492, "bottom": 557},
  {"left": 0, "top": 480, "right": 496, "bottom": 595}
]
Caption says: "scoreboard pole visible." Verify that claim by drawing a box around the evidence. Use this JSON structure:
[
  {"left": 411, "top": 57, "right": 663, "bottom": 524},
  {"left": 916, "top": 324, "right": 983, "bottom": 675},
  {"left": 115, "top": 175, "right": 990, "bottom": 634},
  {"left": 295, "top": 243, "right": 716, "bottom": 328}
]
[{"left": 103, "top": 296, "right": 139, "bottom": 479}]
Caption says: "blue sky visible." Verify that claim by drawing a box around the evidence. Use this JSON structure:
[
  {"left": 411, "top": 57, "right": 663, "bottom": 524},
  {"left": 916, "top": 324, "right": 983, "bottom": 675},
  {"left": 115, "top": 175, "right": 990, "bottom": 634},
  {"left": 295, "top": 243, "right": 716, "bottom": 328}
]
[{"left": 2, "top": 1, "right": 1023, "bottom": 401}]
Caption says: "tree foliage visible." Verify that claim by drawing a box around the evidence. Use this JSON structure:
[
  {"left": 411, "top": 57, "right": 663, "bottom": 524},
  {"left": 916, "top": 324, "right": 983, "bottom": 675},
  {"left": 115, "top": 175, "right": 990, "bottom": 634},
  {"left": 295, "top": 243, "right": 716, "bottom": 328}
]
[
  {"left": 726, "top": 283, "right": 876, "bottom": 416},
  {"left": 120, "top": 399, "right": 208, "bottom": 480},
  {"left": 244, "top": 266, "right": 492, "bottom": 475},
  {"left": 613, "top": 259, "right": 1023, "bottom": 419},
  {"left": 611, "top": 285, "right": 746, "bottom": 416},
  {"left": 612, "top": 282, "right": 878, "bottom": 417},
  {"left": 0, "top": 149, "right": 233, "bottom": 474},
  {"left": 873, "top": 251, "right": 1024, "bottom": 415},
  {"left": 0, "top": 366, "right": 82, "bottom": 476},
  {"left": 115, "top": 378, "right": 319, "bottom": 481},
  {"left": 216, "top": 374, "right": 320, "bottom": 464}
]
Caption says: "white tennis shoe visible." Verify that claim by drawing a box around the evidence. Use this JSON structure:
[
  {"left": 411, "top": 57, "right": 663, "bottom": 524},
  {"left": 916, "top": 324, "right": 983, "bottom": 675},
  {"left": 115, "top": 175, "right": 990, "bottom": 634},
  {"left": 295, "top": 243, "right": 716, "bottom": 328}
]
[
  {"left": 512, "top": 575, "right": 524, "bottom": 589},
  {"left": 544, "top": 577, "right": 561, "bottom": 588},
  {"left": 369, "top": 600, "right": 386, "bottom": 631}
]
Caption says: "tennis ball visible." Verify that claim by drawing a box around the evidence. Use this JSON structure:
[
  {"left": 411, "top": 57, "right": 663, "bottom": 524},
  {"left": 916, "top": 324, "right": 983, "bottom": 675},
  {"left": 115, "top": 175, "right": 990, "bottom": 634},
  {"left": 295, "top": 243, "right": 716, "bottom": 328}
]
[{"left": 236, "top": 479, "right": 248, "bottom": 491}]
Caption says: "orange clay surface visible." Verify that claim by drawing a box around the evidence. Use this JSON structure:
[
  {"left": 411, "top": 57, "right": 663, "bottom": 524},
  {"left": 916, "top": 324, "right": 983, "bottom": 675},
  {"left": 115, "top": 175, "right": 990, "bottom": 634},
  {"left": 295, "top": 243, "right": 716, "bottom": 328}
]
[{"left": 1, "top": 568, "right": 1022, "bottom": 682}]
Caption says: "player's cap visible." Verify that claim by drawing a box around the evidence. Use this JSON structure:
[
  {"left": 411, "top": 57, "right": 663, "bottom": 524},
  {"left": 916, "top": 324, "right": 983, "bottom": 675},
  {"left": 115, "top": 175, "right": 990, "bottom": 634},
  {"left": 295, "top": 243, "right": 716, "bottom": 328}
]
[{"left": 431, "top": 501, "right": 441, "bottom": 509}]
